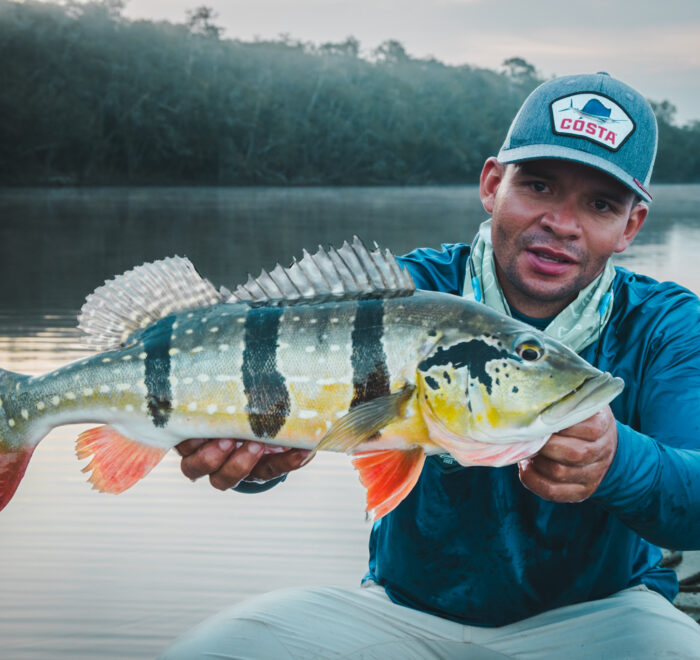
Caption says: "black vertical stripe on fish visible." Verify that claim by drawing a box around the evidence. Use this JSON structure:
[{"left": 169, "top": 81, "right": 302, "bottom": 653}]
[
  {"left": 143, "top": 316, "right": 175, "bottom": 427},
  {"left": 350, "top": 299, "right": 390, "bottom": 409},
  {"left": 242, "top": 307, "right": 290, "bottom": 438}
]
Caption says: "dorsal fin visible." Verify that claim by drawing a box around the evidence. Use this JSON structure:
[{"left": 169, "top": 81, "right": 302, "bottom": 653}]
[
  {"left": 78, "top": 256, "right": 226, "bottom": 351},
  {"left": 227, "top": 236, "right": 414, "bottom": 306}
]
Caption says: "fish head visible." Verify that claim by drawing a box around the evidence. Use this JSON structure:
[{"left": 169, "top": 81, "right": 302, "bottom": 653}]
[{"left": 416, "top": 319, "right": 624, "bottom": 448}]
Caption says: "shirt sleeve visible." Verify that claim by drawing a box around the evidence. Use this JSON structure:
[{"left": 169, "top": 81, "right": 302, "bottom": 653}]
[{"left": 592, "top": 287, "right": 700, "bottom": 550}]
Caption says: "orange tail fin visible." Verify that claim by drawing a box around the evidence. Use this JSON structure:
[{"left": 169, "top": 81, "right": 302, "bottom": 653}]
[
  {"left": 352, "top": 447, "right": 426, "bottom": 520},
  {"left": 76, "top": 425, "right": 168, "bottom": 494},
  {"left": 0, "top": 446, "right": 36, "bottom": 511}
]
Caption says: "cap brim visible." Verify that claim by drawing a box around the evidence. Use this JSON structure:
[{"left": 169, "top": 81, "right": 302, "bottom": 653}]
[{"left": 497, "top": 144, "right": 652, "bottom": 202}]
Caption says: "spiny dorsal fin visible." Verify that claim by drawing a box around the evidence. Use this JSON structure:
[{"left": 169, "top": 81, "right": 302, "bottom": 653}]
[
  {"left": 226, "top": 236, "right": 414, "bottom": 306},
  {"left": 78, "top": 256, "right": 226, "bottom": 352}
]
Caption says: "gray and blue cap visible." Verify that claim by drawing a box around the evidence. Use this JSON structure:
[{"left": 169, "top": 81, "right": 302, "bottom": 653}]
[{"left": 498, "top": 72, "right": 657, "bottom": 202}]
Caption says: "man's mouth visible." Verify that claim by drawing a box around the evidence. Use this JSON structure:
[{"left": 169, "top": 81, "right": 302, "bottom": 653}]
[{"left": 528, "top": 247, "right": 577, "bottom": 264}]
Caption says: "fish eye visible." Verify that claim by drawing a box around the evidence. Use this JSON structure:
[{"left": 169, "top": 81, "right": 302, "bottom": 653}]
[{"left": 514, "top": 335, "right": 545, "bottom": 362}]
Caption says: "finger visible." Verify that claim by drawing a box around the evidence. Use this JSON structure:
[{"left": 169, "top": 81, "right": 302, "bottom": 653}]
[
  {"left": 537, "top": 434, "right": 603, "bottom": 467},
  {"left": 180, "top": 438, "right": 239, "bottom": 480},
  {"left": 525, "top": 453, "right": 594, "bottom": 484},
  {"left": 175, "top": 437, "right": 210, "bottom": 457},
  {"left": 556, "top": 410, "right": 612, "bottom": 441},
  {"left": 208, "top": 441, "right": 266, "bottom": 490},
  {"left": 247, "top": 449, "right": 315, "bottom": 483},
  {"left": 518, "top": 459, "right": 591, "bottom": 503}
]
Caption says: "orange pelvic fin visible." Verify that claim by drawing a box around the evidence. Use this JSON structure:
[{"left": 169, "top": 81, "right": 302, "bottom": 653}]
[
  {"left": 0, "top": 446, "right": 36, "bottom": 511},
  {"left": 76, "top": 425, "right": 168, "bottom": 494},
  {"left": 352, "top": 447, "right": 426, "bottom": 521}
]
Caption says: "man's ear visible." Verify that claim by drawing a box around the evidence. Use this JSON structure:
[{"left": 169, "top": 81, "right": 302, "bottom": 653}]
[
  {"left": 614, "top": 203, "right": 648, "bottom": 254},
  {"left": 480, "top": 157, "right": 505, "bottom": 214}
]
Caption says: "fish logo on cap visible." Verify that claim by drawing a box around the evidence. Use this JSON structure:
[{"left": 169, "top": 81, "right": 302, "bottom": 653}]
[{"left": 550, "top": 93, "right": 635, "bottom": 152}]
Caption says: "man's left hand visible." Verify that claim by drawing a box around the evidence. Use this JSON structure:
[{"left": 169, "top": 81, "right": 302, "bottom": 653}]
[{"left": 518, "top": 406, "right": 618, "bottom": 502}]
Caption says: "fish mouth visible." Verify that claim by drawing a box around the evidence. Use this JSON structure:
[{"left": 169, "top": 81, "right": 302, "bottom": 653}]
[{"left": 540, "top": 372, "right": 624, "bottom": 430}]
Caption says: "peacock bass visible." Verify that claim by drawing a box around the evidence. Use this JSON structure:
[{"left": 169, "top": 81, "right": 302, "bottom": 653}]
[{"left": 0, "top": 238, "right": 623, "bottom": 519}]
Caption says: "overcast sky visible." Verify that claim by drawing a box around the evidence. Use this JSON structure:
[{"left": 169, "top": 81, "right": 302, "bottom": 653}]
[{"left": 122, "top": 0, "right": 700, "bottom": 124}]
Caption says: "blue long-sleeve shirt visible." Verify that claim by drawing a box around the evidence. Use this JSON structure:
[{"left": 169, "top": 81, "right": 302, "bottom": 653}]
[{"left": 363, "top": 243, "right": 700, "bottom": 626}]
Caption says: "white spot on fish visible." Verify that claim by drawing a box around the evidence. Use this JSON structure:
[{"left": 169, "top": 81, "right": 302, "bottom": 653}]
[
  {"left": 209, "top": 327, "right": 219, "bottom": 333},
  {"left": 293, "top": 316, "right": 300, "bottom": 322},
  {"left": 0, "top": 397, "right": 3, "bottom": 405},
  {"left": 305, "top": 346, "right": 315, "bottom": 353},
  {"left": 65, "top": 392, "right": 76, "bottom": 400},
  {"left": 309, "top": 318, "right": 317, "bottom": 325},
  {"left": 299, "top": 410, "right": 318, "bottom": 419},
  {"left": 191, "top": 346, "right": 204, "bottom": 354},
  {"left": 116, "top": 383, "right": 130, "bottom": 392},
  {"left": 237, "top": 318, "right": 245, "bottom": 324},
  {"left": 102, "top": 358, "right": 111, "bottom": 363},
  {"left": 197, "top": 374, "right": 210, "bottom": 383},
  {"left": 80, "top": 360, "right": 89, "bottom": 366},
  {"left": 51, "top": 396, "right": 60, "bottom": 406},
  {"left": 279, "top": 342, "right": 290, "bottom": 350},
  {"left": 99, "top": 385, "right": 110, "bottom": 394},
  {"left": 8, "top": 419, "right": 15, "bottom": 427},
  {"left": 330, "top": 345, "right": 340, "bottom": 352},
  {"left": 316, "top": 378, "right": 340, "bottom": 385},
  {"left": 36, "top": 402, "right": 45, "bottom": 411},
  {"left": 183, "top": 377, "right": 193, "bottom": 385},
  {"left": 226, "top": 405, "right": 236, "bottom": 414},
  {"left": 219, "top": 344, "right": 229, "bottom": 351},
  {"left": 172, "top": 322, "right": 179, "bottom": 330},
  {"left": 169, "top": 348, "right": 180, "bottom": 356},
  {"left": 125, "top": 404, "right": 134, "bottom": 412},
  {"left": 201, "top": 317, "right": 208, "bottom": 323},
  {"left": 83, "top": 388, "right": 94, "bottom": 397},
  {"left": 207, "top": 404, "right": 218, "bottom": 415},
  {"left": 122, "top": 355, "right": 132, "bottom": 361},
  {"left": 215, "top": 375, "right": 233, "bottom": 382},
  {"left": 21, "top": 409, "right": 29, "bottom": 420},
  {"left": 187, "top": 313, "right": 194, "bottom": 318},
  {"left": 139, "top": 352, "right": 147, "bottom": 359},
  {"left": 185, "top": 329, "right": 194, "bottom": 335},
  {"left": 331, "top": 318, "right": 339, "bottom": 323},
  {"left": 187, "top": 402, "right": 198, "bottom": 412},
  {"left": 170, "top": 376, "right": 179, "bottom": 386}
]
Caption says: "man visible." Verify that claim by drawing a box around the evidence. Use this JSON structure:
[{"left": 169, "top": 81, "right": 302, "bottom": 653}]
[{"left": 163, "top": 73, "right": 700, "bottom": 658}]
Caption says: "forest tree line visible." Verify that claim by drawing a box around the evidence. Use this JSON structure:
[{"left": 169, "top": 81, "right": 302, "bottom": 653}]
[{"left": 1, "top": 0, "right": 699, "bottom": 186}]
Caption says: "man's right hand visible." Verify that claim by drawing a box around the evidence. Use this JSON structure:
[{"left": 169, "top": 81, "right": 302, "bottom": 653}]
[{"left": 175, "top": 438, "right": 315, "bottom": 490}]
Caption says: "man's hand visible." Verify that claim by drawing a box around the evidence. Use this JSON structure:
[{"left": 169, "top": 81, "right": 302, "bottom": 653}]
[
  {"left": 518, "top": 406, "right": 618, "bottom": 502},
  {"left": 175, "top": 438, "right": 314, "bottom": 490}
]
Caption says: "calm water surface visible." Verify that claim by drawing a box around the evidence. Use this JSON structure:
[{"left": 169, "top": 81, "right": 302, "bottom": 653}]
[{"left": 0, "top": 185, "right": 698, "bottom": 658}]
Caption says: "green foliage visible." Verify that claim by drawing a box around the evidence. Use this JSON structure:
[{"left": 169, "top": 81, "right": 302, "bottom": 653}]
[{"left": 0, "top": 0, "right": 696, "bottom": 185}]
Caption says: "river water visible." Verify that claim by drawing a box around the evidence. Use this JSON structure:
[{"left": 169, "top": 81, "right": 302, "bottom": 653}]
[{"left": 0, "top": 185, "right": 698, "bottom": 658}]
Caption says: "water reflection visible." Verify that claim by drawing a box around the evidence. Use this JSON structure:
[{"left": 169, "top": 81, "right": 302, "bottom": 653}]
[{"left": 0, "top": 185, "right": 698, "bottom": 658}]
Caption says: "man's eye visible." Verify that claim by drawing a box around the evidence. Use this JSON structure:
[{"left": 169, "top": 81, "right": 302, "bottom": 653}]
[
  {"left": 530, "top": 181, "right": 548, "bottom": 192},
  {"left": 593, "top": 199, "right": 612, "bottom": 212}
]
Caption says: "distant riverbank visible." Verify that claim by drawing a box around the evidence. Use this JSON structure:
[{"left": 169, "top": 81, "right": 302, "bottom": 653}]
[{"left": 2, "top": 0, "right": 699, "bottom": 187}]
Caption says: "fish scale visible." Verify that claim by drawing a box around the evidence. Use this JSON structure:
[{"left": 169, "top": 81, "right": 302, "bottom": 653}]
[{"left": 0, "top": 240, "right": 625, "bottom": 519}]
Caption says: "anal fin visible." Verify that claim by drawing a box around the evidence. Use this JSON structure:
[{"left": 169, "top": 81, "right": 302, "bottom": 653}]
[
  {"left": 352, "top": 447, "right": 425, "bottom": 520},
  {"left": 76, "top": 425, "right": 168, "bottom": 494}
]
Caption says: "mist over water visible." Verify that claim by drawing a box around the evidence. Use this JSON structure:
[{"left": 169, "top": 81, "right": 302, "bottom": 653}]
[{"left": 1, "top": 184, "right": 698, "bottom": 658}]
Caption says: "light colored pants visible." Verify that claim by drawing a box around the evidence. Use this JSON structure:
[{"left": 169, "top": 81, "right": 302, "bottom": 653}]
[{"left": 160, "top": 582, "right": 700, "bottom": 659}]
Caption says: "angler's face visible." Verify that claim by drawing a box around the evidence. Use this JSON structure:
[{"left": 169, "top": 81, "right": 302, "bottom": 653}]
[{"left": 480, "top": 158, "right": 647, "bottom": 317}]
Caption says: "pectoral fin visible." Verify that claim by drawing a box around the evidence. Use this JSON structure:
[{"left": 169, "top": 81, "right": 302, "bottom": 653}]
[
  {"left": 352, "top": 447, "right": 426, "bottom": 520},
  {"left": 316, "top": 385, "right": 414, "bottom": 453},
  {"left": 76, "top": 425, "right": 168, "bottom": 493}
]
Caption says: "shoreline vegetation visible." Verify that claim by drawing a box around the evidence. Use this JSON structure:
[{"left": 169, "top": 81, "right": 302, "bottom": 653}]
[{"left": 2, "top": 0, "right": 699, "bottom": 187}]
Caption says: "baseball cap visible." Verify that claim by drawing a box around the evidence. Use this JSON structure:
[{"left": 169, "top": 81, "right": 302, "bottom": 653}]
[{"left": 497, "top": 72, "right": 657, "bottom": 202}]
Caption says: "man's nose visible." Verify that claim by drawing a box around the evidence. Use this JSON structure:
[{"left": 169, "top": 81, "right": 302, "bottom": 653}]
[{"left": 539, "top": 201, "right": 581, "bottom": 239}]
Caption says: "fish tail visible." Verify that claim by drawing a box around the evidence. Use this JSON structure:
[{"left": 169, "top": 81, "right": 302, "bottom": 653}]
[{"left": 0, "top": 367, "right": 38, "bottom": 511}]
